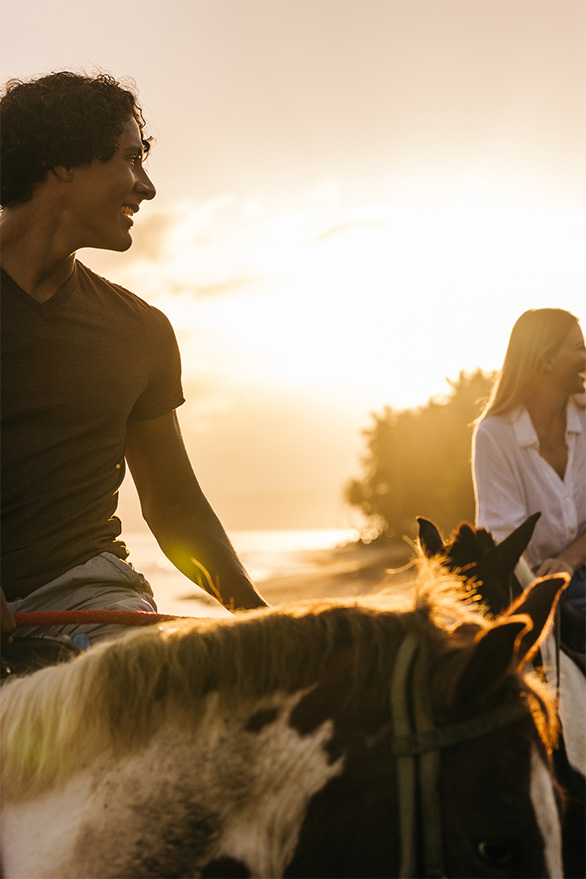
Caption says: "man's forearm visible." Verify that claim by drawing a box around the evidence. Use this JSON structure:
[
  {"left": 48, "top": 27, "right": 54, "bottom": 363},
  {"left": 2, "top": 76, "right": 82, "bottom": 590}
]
[
  {"left": 163, "top": 536, "right": 267, "bottom": 611},
  {"left": 125, "top": 412, "right": 269, "bottom": 611},
  {"left": 145, "top": 507, "right": 268, "bottom": 611}
]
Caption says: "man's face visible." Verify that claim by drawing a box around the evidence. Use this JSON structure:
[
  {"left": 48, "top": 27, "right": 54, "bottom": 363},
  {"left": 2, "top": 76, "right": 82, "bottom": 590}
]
[{"left": 65, "top": 118, "right": 156, "bottom": 252}]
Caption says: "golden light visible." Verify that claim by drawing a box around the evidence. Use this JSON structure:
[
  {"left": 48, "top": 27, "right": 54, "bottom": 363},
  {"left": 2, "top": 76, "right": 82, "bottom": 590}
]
[{"left": 111, "top": 193, "right": 583, "bottom": 414}]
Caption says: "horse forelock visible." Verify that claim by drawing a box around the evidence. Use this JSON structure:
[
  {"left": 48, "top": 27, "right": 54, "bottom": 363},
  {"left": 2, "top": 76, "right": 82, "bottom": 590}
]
[
  {"left": 0, "top": 563, "right": 555, "bottom": 801},
  {"left": 444, "top": 522, "right": 497, "bottom": 570}
]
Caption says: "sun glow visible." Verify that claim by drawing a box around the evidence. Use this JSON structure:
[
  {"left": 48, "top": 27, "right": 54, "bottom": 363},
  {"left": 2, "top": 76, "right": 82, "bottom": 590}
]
[
  {"left": 3, "top": 0, "right": 584, "bottom": 531},
  {"left": 91, "top": 193, "right": 584, "bottom": 414}
]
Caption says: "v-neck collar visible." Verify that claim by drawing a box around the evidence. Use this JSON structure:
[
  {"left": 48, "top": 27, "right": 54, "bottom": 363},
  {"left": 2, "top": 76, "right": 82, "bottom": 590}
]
[{"left": 1, "top": 263, "right": 78, "bottom": 312}]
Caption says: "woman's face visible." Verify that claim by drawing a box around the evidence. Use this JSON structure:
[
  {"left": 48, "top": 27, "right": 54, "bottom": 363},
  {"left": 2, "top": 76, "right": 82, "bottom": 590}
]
[{"left": 544, "top": 324, "right": 586, "bottom": 397}]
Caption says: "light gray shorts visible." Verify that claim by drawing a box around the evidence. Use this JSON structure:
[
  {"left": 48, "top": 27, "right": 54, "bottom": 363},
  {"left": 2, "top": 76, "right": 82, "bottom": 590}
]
[{"left": 7, "top": 553, "right": 157, "bottom": 644}]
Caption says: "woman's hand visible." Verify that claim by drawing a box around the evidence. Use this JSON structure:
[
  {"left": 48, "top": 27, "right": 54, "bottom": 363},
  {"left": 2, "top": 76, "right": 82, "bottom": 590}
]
[
  {"left": 535, "top": 557, "right": 574, "bottom": 578},
  {"left": 535, "top": 530, "right": 586, "bottom": 579}
]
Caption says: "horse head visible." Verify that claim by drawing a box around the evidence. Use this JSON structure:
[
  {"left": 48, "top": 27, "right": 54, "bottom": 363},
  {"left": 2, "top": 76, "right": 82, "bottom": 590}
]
[
  {"left": 417, "top": 513, "right": 541, "bottom": 615},
  {"left": 418, "top": 514, "right": 586, "bottom": 879}
]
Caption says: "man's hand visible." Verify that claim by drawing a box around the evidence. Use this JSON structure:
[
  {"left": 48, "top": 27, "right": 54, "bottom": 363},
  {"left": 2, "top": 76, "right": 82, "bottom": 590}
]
[{"left": 1, "top": 588, "right": 16, "bottom": 643}]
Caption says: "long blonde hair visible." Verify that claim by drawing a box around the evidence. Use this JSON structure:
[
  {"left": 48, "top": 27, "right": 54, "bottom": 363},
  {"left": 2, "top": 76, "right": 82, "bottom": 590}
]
[{"left": 480, "top": 308, "right": 580, "bottom": 420}]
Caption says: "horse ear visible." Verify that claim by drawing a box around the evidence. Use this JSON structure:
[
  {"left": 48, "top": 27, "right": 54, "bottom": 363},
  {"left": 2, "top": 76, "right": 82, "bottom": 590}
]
[
  {"left": 452, "top": 574, "right": 567, "bottom": 704},
  {"left": 417, "top": 517, "right": 444, "bottom": 558},
  {"left": 491, "top": 512, "right": 542, "bottom": 575},
  {"left": 501, "top": 574, "right": 568, "bottom": 668},
  {"left": 453, "top": 618, "right": 530, "bottom": 705}
]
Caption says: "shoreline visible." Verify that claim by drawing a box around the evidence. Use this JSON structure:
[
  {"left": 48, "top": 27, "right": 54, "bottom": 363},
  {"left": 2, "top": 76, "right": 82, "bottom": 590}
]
[
  {"left": 167, "top": 540, "right": 418, "bottom": 617},
  {"left": 248, "top": 540, "right": 416, "bottom": 606}
]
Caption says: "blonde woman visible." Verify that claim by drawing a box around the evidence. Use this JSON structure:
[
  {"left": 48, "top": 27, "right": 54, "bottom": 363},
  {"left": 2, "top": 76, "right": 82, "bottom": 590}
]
[{"left": 472, "top": 308, "right": 586, "bottom": 611}]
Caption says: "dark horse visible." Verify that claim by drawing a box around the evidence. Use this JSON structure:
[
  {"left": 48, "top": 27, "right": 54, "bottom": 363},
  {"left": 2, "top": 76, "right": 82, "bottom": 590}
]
[
  {"left": 1, "top": 569, "right": 565, "bottom": 878},
  {"left": 418, "top": 515, "right": 585, "bottom": 879}
]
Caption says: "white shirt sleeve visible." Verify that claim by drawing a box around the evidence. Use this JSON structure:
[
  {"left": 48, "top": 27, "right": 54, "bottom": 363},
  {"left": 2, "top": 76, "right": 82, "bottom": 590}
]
[{"left": 472, "top": 419, "right": 530, "bottom": 543}]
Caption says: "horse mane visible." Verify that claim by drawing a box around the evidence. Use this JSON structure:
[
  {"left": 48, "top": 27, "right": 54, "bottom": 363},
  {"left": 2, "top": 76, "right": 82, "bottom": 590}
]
[{"left": 0, "top": 562, "right": 556, "bottom": 800}]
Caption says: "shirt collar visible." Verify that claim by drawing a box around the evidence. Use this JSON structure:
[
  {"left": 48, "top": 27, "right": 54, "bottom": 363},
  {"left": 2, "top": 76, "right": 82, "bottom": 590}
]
[
  {"left": 512, "top": 400, "right": 583, "bottom": 448},
  {"left": 511, "top": 408, "right": 538, "bottom": 448},
  {"left": 566, "top": 398, "right": 584, "bottom": 434}
]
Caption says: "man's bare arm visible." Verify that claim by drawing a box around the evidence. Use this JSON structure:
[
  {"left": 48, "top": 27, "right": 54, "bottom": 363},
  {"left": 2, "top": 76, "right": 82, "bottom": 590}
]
[{"left": 125, "top": 411, "right": 268, "bottom": 611}]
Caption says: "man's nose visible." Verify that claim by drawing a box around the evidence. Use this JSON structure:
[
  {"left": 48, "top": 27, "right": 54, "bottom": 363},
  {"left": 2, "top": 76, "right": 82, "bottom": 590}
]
[{"left": 135, "top": 168, "right": 156, "bottom": 200}]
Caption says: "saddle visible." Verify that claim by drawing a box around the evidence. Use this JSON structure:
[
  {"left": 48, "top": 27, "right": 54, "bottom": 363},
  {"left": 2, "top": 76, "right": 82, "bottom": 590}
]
[{"left": 1, "top": 636, "right": 82, "bottom": 679}]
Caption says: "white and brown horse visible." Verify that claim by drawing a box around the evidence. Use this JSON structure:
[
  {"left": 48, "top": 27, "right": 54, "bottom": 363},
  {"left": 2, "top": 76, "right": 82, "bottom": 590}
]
[{"left": 1, "top": 567, "right": 566, "bottom": 878}]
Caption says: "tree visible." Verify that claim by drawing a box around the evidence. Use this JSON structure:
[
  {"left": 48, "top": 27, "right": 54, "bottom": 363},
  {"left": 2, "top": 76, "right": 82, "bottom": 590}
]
[{"left": 345, "top": 369, "right": 494, "bottom": 540}]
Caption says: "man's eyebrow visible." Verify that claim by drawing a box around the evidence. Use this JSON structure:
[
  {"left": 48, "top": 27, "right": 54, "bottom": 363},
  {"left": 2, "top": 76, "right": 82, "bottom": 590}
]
[
  {"left": 122, "top": 141, "right": 142, "bottom": 154},
  {"left": 121, "top": 136, "right": 151, "bottom": 159}
]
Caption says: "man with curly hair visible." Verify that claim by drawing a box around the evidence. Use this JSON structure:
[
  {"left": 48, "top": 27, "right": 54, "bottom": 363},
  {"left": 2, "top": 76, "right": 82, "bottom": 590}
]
[{"left": 1, "top": 71, "right": 266, "bottom": 648}]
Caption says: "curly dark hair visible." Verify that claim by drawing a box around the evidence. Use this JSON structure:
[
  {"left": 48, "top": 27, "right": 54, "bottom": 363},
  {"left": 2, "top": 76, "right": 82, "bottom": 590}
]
[{"left": 0, "top": 70, "right": 151, "bottom": 207}]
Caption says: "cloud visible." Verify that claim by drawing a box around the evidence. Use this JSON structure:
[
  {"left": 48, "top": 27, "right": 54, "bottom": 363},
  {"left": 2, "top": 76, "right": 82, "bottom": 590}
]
[
  {"left": 130, "top": 196, "right": 236, "bottom": 261},
  {"left": 190, "top": 276, "right": 259, "bottom": 299},
  {"left": 312, "top": 217, "right": 387, "bottom": 243},
  {"left": 122, "top": 193, "right": 396, "bottom": 302},
  {"left": 126, "top": 211, "right": 174, "bottom": 262}
]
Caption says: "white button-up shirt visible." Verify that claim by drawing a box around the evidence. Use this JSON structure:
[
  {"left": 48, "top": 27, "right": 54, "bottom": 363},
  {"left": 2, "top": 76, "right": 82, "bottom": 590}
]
[{"left": 472, "top": 400, "right": 586, "bottom": 570}]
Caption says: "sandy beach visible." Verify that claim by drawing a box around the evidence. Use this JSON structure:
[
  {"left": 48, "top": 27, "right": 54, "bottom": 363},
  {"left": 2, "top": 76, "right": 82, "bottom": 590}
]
[
  {"left": 254, "top": 540, "right": 416, "bottom": 607},
  {"left": 145, "top": 535, "right": 419, "bottom": 618}
]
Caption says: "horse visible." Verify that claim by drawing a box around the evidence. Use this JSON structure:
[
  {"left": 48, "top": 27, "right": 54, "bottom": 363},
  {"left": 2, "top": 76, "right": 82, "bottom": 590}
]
[
  {"left": 417, "top": 515, "right": 585, "bottom": 879},
  {"left": 0, "top": 566, "right": 566, "bottom": 878}
]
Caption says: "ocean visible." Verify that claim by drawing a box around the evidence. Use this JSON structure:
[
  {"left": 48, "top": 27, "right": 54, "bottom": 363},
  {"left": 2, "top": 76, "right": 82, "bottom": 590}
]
[{"left": 121, "top": 528, "right": 359, "bottom": 618}]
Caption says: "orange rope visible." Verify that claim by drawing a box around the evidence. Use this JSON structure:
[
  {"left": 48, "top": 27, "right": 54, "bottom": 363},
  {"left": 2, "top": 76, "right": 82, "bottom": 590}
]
[{"left": 13, "top": 609, "right": 188, "bottom": 628}]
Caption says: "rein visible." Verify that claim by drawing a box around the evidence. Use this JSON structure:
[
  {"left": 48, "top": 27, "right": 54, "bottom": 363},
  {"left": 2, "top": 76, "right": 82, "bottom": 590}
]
[
  {"left": 12, "top": 610, "right": 186, "bottom": 628},
  {"left": 389, "top": 632, "right": 533, "bottom": 879}
]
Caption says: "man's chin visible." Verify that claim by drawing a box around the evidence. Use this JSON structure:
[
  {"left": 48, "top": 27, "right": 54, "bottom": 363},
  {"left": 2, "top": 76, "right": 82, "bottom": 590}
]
[
  {"left": 89, "top": 235, "right": 133, "bottom": 254},
  {"left": 111, "top": 232, "right": 133, "bottom": 252}
]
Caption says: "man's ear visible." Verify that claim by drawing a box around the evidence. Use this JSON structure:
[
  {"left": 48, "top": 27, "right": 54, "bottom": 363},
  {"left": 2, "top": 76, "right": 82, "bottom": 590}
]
[{"left": 51, "top": 165, "right": 74, "bottom": 182}]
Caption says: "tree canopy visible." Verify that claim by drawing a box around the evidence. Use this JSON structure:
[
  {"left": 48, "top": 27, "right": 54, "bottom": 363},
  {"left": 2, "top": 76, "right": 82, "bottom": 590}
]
[{"left": 345, "top": 369, "right": 494, "bottom": 541}]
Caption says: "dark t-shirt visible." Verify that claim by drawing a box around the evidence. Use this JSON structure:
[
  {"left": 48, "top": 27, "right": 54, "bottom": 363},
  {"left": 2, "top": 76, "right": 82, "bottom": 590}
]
[{"left": 1, "top": 261, "right": 185, "bottom": 599}]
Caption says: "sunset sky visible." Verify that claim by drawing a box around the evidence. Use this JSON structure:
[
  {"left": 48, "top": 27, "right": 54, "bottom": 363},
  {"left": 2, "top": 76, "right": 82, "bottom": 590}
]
[{"left": 2, "top": 0, "right": 585, "bottom": 530}]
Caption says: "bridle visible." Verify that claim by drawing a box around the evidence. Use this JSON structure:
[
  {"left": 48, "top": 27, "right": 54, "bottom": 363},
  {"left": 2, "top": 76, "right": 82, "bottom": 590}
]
[{"left": 389, "top": 632, "right": 533, "bottom": 878}]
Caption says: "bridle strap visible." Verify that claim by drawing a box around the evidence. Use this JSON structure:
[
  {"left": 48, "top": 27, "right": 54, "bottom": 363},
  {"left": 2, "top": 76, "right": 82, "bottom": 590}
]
[
  {"left": 389, "top": 632, "right": 533, "bottom": 878},
  {"left": 391, "top": 699, "right": 532, "bottom": 756},
  {"left": 390, "top": 634, "right": 419, "bottom": 878},
  {"left": 412, "top": 640, "right": 444, "bottom": 878}
]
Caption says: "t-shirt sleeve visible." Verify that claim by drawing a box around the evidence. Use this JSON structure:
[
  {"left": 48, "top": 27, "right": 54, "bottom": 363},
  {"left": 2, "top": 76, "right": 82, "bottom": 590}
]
[{"left": 129, "top": 306, "right": 185, "bottom": 422}]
